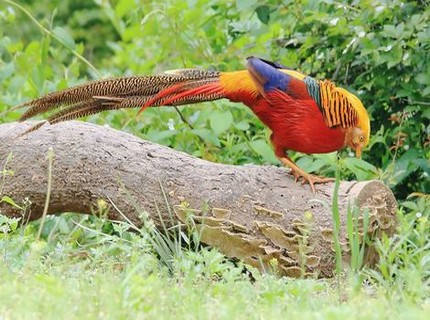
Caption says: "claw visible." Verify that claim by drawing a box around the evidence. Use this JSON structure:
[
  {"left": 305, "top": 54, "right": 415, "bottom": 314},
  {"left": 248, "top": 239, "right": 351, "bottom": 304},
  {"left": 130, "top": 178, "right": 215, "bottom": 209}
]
[
  {"left": 280, "top": 157, "right": 334, "bottom": 193},
  {"left": 291, "top": 170, "right": 301, "bottom": 183},
  {"left": 297, "top": 173, "right": 335, "bottom": 193}
]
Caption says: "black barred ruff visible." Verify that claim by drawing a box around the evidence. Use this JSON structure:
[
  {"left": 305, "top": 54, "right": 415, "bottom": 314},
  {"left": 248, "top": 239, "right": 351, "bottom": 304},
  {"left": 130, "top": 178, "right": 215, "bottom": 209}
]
[{"left": 304, "top": 77, "right": 358, "bottom": 129}]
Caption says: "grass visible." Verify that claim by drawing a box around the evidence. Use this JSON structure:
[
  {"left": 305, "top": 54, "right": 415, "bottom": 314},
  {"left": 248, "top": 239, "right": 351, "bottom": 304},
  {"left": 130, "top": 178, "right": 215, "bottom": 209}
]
[
  {"left": 0, "top": 1, "right": 429, "bottom": 318},
  {"left": 0, "top": 186, "right": 429, "bottom": 319},
  {"left": 0, "top": 214, "right": 428, "bottom": 320},
  {"left": 0, "top": 266, "right": 419, "bottom": 319}
]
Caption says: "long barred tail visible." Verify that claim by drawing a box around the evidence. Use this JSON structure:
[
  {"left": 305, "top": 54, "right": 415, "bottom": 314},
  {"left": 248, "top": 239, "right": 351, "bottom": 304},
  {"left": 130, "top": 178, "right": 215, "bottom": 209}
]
[{"left": 17, "top": 69, "right": 226, "bottom": 132}]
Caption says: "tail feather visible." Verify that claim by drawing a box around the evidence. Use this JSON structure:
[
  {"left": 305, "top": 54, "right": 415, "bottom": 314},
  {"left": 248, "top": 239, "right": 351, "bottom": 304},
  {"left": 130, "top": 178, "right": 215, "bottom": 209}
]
[
  {"left": 18, "top": 70, "right": 227, "bottom": 130},
  {"left": 49, "top": 103, "right": 125, "bottom": 124},
  {"left": 47, "top": 99, "right": 108, "bottom": 124},
  {"left": 141, "top": 78, "right": 223, "bottom": 110},
  {"left": 19, "top": 76, "right": 178, "bottom": 121},
  {"left": 159, "top": 82, "right": 225, "bottom": 106},
  {"left": 163, "top": 69, "right": 219, "bottom": 78},
  {"left": 19, "top": 102, "right": 130, "bottom": 136}
]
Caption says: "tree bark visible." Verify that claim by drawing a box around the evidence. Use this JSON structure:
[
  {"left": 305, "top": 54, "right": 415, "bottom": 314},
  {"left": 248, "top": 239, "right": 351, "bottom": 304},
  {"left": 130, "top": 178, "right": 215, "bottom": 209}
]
[{"left": 0, "top": 121, "right": 397, "bottom": 277}]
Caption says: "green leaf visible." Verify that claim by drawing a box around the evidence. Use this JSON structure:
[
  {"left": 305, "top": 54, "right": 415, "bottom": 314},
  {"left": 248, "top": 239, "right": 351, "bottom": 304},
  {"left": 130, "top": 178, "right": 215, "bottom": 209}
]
[
  {"left": 416, "top": 73, "right": 430, "bottom": 85},
  {"left": 382, "top": 25, "right": 397, "bottom": 38},
  {"left": 414, "top": 158, "right": 430, "bottom": 176},
  {"left": 0, "top": 196, "right": 23, "bottom": 210},
  {"left": 344, "top": 158, "right": 377, "bottom": 181},
  {"left": 296, "top": 156, "right": 314, "bottom": 172},
  {"left": 307, "top": 159, "right": 327, "bottom": 173},
  {"left": 122, "top": 26, "right": 142, "bottom": 43},
  {"left": 249, "top": 140, "right": 278, "bottom": 164},
  {"left": 422, "top": 108, "right": 430, "bottom": 119},
  {"left": 209, "top": 110, "right": 233, "bottom": 135},
  {"left": 256, "top": 5, "right": 270, "bottom": 24},
  {"left": 234, "top": 120, "right": 250, "bottom": 131},
  {"left": 52, "top": 26, "right": 75, "bottom": 50},
  {"left": 115, "top": 0, "right": 137, "bottom": 18},
  {"left": 236, "top": 0, "right": 257, "bottom": 11},
  {"left": 146, "top": 130, "right": 178, "bottom": 143},
  {"left": 0, "top": 62, "right": 15, "bottom": 82},
  {"left": 393, "top": 149, "right": 421, "bottom": 183},
  {"left": 400, "top": 201, "right": 418, "bottom": 212},
  {"left": 192, "top": 128, "right": 221, "bottom": 147},
  {"left": 422, "top": 86, "right": 430, "bottom": 97}
]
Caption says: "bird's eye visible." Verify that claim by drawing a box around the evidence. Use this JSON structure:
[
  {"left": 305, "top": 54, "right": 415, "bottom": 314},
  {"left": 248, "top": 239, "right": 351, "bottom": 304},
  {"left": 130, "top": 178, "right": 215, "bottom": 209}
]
[{"left": 359, "top": 135, "right": 364, "bottom": 142}]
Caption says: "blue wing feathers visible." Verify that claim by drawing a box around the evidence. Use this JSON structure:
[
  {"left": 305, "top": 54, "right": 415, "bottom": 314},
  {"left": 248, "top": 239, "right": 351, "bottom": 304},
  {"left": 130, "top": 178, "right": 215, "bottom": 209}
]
[{"left": 246, "top": 57, "right": 292, "bottom": 92}]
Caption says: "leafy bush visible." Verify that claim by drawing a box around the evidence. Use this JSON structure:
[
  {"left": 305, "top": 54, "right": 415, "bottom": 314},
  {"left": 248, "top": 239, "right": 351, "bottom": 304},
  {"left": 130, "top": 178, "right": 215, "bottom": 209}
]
[{"left": 1, "top": 2, "right": 430, "bottom": 316}]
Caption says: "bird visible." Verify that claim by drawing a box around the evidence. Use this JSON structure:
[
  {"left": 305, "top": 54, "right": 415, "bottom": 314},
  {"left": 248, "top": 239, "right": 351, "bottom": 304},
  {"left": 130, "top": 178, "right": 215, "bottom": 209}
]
[{"left": 17, "top": 56, "right": 370, "bottom": 192}]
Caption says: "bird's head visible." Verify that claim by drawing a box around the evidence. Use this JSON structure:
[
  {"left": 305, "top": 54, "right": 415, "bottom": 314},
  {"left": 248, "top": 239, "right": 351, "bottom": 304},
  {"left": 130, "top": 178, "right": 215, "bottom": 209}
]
[{"left": 341, "top": 90, "right": 370, "bottom": 158}]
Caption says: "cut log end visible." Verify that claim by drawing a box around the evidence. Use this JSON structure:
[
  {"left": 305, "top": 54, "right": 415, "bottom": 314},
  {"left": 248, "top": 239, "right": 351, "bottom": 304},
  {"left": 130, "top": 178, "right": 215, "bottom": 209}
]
[
  {"left": 173, "top": 180, "right": 397, "bottom": 277},
  {"left": 0, "top": 121, "right": 397, "bottom": 277}
]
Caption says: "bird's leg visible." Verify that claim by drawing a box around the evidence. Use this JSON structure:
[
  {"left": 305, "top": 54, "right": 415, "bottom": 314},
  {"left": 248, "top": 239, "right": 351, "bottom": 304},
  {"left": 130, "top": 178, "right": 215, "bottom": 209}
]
[{"left": 278, "top": 156, "right": 335, "bottom": 193}]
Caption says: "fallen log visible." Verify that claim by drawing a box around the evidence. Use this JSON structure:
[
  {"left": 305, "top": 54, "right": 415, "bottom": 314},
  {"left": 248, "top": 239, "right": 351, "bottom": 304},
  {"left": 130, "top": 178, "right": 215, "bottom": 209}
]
[{"left": 0, "top": 121, "right": 397, "bottom": 277}]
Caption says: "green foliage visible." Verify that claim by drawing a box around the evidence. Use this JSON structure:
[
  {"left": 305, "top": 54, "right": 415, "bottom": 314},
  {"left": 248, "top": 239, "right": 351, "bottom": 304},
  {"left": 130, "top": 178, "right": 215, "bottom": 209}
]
[
  {"left": 0, "top": 197, "right": 429, "bottom": 318},
  {"left": 1, "top": 0, "right": 428, "bottom": 197},
  {"left": 0, "top": 0, "right": 429, "bottom": 316},
  {"left": 346, "top": 205, "right": 369, "bottom": 273},
  {"left": 366, "top": 194, "right": 430, "bottom": 302}
]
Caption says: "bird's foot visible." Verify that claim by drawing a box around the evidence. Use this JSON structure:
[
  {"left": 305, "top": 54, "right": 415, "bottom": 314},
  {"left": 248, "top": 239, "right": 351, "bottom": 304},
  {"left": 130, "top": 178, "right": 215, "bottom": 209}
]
[
  {"left": 290, "top": 170, "right": 335, "bottom": 193},
  {"left": 278, "top": 156, "right": 334, "bottom": 193}
]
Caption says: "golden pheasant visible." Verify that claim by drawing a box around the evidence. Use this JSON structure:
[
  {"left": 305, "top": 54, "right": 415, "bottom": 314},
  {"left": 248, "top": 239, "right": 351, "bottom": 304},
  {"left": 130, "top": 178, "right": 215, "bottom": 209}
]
[{"left": 18, "top": 57, "right": 370, "bottom": 192}]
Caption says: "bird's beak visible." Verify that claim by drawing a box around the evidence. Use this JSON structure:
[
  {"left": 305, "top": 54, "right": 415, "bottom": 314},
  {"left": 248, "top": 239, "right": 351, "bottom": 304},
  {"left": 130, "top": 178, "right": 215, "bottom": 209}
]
[{"left": 355, "top": 145, "right": 362, "bottom": 158}]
